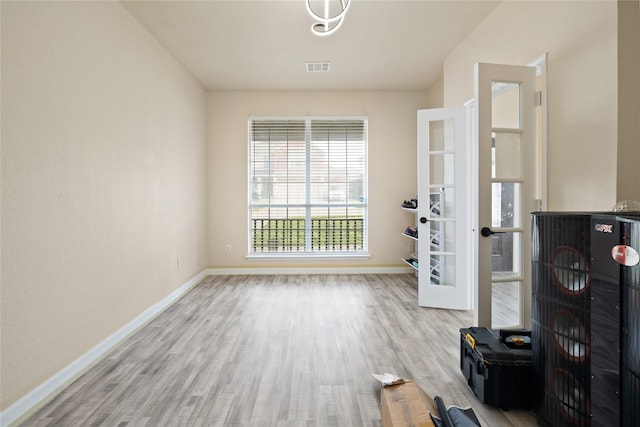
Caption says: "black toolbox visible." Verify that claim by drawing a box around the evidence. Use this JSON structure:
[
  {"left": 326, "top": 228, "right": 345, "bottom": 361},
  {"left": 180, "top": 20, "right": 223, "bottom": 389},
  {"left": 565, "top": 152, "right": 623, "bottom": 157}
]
[{"left": 459, "top": 327, "right": 533, "bottom": 410}]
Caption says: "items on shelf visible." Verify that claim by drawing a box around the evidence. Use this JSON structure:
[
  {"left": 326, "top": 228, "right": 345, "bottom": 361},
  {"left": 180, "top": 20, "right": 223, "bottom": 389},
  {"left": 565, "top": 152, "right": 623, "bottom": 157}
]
[
  {"left": 404, "top": 257, "right": 419, "bottom": 269},
  {"left": 404, "top": 226, "right": 418, "bottom": 238},
  {"left": 401, "top": 197, "right": 418, "bottom": 209}
]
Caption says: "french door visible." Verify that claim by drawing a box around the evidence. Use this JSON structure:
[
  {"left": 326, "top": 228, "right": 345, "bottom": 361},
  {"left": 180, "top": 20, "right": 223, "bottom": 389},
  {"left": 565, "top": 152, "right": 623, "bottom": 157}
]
[
  {"left": 474, "top": 63, "right": 537, "bottom": 328},
  {"left": 417, "top": 107, "right": 471, "bottom": 310}
]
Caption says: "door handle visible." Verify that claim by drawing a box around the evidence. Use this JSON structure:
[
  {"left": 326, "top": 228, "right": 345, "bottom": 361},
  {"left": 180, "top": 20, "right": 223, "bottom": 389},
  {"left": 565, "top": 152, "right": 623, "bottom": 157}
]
[
  {"left": 480, "top": 227, "right": 504, "bottom": 237},
  {"left": 420, "top": 217, "right": 428, "bottom": 224}
]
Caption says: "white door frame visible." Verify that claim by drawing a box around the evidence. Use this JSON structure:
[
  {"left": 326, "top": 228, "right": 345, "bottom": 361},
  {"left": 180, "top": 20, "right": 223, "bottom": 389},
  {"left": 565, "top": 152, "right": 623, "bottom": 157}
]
[{"left": 474, "top": 62, "right": 537, "bottom": 329}]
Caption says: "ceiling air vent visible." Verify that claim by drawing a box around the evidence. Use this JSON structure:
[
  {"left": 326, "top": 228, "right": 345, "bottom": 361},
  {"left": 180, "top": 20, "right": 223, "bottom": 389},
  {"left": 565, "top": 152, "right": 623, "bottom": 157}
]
[{"left": 306, "top": 61, "right": 331, "bottom": 72}]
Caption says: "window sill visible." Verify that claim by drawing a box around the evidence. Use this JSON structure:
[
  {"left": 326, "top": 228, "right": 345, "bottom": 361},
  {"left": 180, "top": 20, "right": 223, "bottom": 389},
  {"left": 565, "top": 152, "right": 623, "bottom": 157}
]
[{"left": 246, "top": 253, "right": 371, "bottom": 261}]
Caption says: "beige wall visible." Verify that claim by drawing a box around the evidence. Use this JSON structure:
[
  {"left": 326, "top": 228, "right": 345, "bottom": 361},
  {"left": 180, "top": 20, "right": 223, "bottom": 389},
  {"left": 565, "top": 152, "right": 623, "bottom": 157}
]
[
  {"left": 443, "top": 0, "right": 618, "bottom": 211},
  {"left": 617, "top": 0, "right": 640, "bottom": 202},
  {"left": 424, "top": 76, "right": 444, "bottom": 108},
  {"left": 1, "top": 1, "right": 207, "bottom": 410},
  {"left": 207, "top": 91, "right": 427, "bottom": 268}
]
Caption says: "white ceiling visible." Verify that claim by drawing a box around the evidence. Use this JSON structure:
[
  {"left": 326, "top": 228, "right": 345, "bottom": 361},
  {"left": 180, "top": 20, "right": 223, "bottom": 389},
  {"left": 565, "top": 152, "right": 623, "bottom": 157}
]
[{"left": 121, "top": 0, "right": 500, "bottom": 91}]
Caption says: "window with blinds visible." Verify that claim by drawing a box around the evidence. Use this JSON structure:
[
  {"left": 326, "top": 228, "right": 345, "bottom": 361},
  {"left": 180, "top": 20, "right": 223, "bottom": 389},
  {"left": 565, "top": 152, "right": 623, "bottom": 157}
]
[{"left": 248, "top": 117, "right": 368, "bottom": 255}]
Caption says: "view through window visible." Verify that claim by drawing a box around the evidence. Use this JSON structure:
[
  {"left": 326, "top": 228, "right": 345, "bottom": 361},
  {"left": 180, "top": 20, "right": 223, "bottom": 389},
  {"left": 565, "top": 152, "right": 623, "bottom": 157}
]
[{"left": 248, "top": 117, "right": 368, "bottom": 255}]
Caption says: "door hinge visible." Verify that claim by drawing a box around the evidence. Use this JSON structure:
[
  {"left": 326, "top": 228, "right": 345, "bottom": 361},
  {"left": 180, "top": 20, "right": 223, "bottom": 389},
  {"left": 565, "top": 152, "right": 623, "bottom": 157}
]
[{"left": 535, "top": 91, "right": 543, "bottom": 107}]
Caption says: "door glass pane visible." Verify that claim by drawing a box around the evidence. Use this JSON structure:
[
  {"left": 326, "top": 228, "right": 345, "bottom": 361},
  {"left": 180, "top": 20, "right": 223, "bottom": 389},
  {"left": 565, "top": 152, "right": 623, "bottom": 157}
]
[
  {"left": 491, "top": 82, "right": 520, "bottom": 129},
  {"left": 429, "top": 220, "right": 456, "bottom": 253},
  {"left": 430, "top": 153, "right": 455, "bottom": 185},
  {"left": 429, "top": 190, "right": 442, "bottom": 218},
  {"left": 430, "top": 187, "right": 455, "bottom": 219},
  {"left": 491, "top": 231, "right": 522, "bottom": 275},
  {"left": 491, "top": 182, "right": 521, "bottom": 228},
  {"left": 430, "top": 254, "right": 455, "bottom": 287},
  {"left": 492, "top": 132, "right": 521, "bottom": 179},
  {"left": 492, "top": 281, "right": 521, "bottom": 328},
  {"left": 429, "top": 119, "right": 455, "bottom": 151}
]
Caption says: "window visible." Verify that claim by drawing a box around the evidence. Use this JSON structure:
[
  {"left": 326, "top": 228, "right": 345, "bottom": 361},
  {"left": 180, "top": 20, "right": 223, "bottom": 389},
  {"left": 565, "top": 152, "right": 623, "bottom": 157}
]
[{"left": 248, "top": 116, "right": 368, "bottom": 256}]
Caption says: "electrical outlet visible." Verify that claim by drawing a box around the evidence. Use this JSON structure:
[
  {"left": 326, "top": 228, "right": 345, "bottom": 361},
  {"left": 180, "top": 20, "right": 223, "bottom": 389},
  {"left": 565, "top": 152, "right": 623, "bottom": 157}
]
[{"left": 225, "top": 244, "right": 232, "bottom": 253}]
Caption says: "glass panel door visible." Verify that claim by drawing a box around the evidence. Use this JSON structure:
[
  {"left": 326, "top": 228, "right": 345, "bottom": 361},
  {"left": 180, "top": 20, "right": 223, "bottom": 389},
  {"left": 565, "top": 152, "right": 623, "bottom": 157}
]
[
  {"left": 475, "top": 63, "right": 536, "bottom": 328},
  {"left": 417, "top": 107, "right": 471, "bottom": 310}
]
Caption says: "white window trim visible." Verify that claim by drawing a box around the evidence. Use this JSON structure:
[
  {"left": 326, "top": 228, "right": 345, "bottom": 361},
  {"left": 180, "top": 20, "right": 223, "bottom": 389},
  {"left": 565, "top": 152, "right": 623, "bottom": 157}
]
[{"left": 247, "top": 115, "right": 369, "bottom": 258}]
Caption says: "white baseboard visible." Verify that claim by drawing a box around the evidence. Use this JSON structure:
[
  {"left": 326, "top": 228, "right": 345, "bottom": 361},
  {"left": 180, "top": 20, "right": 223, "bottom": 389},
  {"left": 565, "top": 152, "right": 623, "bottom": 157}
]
[
  {"left": 0, "top": 267, "right": 411, "bottom": 426},
  {"left": 0, "top": 270, "right": 208, "bottom": 427},
  {"left": 204, "top": 266, "right": 414, "bottom": 275}
]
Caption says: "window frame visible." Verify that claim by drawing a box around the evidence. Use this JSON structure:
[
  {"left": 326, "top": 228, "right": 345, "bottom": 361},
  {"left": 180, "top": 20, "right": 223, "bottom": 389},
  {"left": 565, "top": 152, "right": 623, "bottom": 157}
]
[{"left": 246, "top": 115, "right": 369, "bottom": 259}]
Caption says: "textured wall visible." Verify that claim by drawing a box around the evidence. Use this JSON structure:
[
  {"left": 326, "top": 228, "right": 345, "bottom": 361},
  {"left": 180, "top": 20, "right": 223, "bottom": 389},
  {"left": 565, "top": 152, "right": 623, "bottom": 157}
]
[
  {"left": 1, "top": 1, "right": 207, "bottom": 409},
  {"left": 443, "top": 1, "right": 618, "bottom": 211},
  {"left": 206, "top": 90, "right": 428, "bottom": 268},
  {"left": 617, "top": 0, "right": 640, "bottom": 203}
]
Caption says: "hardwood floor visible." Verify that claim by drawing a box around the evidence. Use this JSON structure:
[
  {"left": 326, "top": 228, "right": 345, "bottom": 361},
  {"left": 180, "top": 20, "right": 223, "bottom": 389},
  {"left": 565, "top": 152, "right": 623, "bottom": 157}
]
[{"left": 21, "top": 275, "right": 538, "bottom": 426}]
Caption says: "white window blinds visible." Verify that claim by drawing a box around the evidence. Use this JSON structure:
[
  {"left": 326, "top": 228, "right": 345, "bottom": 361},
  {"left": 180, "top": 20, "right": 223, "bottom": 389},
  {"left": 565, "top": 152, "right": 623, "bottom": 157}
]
[{"left": 249, "top": 117, "right": 367, "bottom": 254}]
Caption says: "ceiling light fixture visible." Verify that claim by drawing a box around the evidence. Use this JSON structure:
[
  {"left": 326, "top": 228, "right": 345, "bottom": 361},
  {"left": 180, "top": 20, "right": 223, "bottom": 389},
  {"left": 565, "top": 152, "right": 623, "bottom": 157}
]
[{"left": 305, "top": 0, "right": 351, "bottom": 37}]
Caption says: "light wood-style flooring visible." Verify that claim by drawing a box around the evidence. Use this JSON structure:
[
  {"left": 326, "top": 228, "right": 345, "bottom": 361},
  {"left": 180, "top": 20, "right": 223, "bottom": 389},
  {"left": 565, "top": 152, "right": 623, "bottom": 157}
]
[{"left": 21, "top": 274, "right": 538, "bottom": 426}]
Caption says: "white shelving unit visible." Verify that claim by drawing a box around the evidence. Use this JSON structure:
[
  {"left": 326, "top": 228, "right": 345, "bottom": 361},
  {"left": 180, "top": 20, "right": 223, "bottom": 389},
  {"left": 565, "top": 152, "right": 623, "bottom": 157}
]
[
  {"left": 401, "top": 192, "right": 444, "bottom": 278},
  {"left": 401, "top": 207, "right": 418, "bottom": 270}
]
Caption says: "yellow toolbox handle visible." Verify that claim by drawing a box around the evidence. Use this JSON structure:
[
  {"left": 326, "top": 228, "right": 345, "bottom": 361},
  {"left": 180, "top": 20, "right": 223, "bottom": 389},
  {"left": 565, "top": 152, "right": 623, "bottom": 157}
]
[
  {"left": 465, "top": 333, "right": 476, "bottom": 349},
  {"left": 511, "top": 336, "right": 525, "bottom": 346}
]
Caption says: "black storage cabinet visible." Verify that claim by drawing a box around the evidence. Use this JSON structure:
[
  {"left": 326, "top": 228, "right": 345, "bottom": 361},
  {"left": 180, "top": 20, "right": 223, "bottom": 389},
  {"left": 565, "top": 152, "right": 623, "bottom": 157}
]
[{"left": 460, "top": 327, "right": 533, "bottom": 409}]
